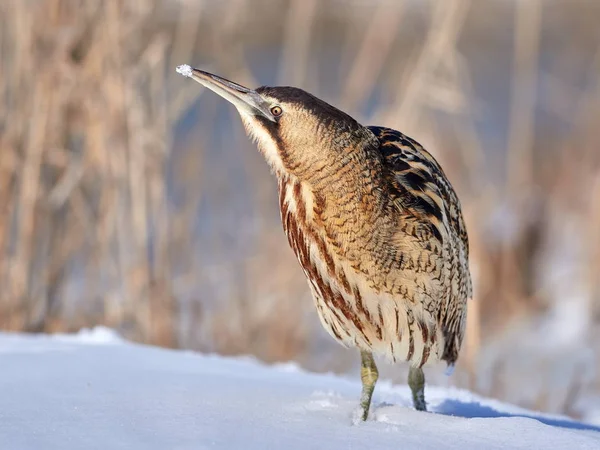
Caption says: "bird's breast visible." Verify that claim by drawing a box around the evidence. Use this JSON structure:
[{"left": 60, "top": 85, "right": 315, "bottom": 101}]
[{"left": 276, "top": 176, "right": 445, "bottom": 367}]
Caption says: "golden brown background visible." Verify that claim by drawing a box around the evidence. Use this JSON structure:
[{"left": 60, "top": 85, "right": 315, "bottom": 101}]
[{"left": 1, "top": 0, "right": 599, "bottom": 422}]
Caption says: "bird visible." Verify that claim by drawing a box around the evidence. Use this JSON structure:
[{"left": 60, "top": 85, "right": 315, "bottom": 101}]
[{"left": 176, "top": 64, "right": 472, "bottom": 421}]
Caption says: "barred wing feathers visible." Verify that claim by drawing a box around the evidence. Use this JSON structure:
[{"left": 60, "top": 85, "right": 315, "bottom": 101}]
[{"left": 369, "top": 126, "right": 472, "bottom": 364}]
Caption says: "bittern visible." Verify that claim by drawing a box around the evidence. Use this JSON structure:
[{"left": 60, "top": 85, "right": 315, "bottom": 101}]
[{"left": 177, "top": 64, "right": 471, "bottom": 420}]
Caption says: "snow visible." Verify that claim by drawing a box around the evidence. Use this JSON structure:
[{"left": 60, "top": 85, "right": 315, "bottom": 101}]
[
  {"left": 51, "top": 326, "right": 123, "bottom": 345},
  {"left": 176, "top": 64, "right": 193, "bottom": 77},
  {"left": 1, "top": 330, "right": 599, "bottom": 450}
]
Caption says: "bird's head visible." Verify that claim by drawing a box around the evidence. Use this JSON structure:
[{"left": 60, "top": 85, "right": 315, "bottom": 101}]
[{"left": 177, "top": 65, "right": 377, "bottom": 181}]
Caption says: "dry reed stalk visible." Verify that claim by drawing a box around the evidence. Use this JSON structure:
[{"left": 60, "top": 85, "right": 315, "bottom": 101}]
[
  {"left": 578, "top": 47, "right": 600, "bottom": 323},
  {"left": 340, "top": 0, "right": 406, "bottom": 112},
  {"left": 499, "top": 0, "right": 541, "bottom": 315},
  {"left": 383, "top": 0, "right": 470, "bottom": 131},
  {"left": 277, "top": 0, "right": 319, "bottom": 88},
  {"left": 506, "top": 0, "right": 541, "bottom": 193}
]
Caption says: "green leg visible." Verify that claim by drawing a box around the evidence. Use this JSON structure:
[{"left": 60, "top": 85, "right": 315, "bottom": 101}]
[
  {"left": 408, "top": 366, "right": 427, "bottom": 411},
  {"left": 359, "top": 350, "right": 379, "bottom": 421}
]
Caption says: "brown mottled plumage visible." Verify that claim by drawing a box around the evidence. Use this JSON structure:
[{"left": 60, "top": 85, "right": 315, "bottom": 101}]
[{"left": 177, "top": 65, "right": 472, "bottom": 421}]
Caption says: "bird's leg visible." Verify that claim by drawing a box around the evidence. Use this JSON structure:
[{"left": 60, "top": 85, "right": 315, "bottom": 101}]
[
  {"left": 359, "top": 350, "right": 379, "bottom": 421},
  {"left": 408, "top": 366, "right": 427, "bottom": 411}
]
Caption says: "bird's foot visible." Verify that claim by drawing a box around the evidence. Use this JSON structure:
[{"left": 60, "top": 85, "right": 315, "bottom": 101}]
[
  {"left": 357, "top": 387, "right": 374, "bottom": 421},
  {"left": 408, "top": 366, "right": 427, "bottom": 412},
  {"left": 357, "top": 350, "right": 378, "bottom": 422},
  {"left": 411, "top": 387, "right": 427, "bottom": 412},
  {"left": 352, "top": 404, "right": 371, "bottom": 424}
]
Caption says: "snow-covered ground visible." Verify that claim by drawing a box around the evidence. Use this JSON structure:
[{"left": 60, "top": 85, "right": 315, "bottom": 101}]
[{"left": 1, "top": 329, "right": 599, "bottom": 450}]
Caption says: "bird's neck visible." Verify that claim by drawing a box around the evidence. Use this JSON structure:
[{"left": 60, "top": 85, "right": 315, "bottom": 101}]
[
  {"left": 280, "top": 139, "right": 392, "bottom": 255},
  {"left": 310, "top": 139, "right": 386, "bottom": 204}
]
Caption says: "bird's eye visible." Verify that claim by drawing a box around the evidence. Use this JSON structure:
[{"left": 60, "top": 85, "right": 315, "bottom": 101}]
[{"left": 270, "top": 106, "right": 283, "bottom": 117}]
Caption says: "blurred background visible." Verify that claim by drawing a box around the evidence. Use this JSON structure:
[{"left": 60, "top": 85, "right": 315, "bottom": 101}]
[{"left": 1, "top": 0, "right": 600, "bottom": 423}]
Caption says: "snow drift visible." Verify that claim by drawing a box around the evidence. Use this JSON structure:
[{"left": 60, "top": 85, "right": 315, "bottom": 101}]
[{"left": 0, "top": 328, "right": 599, "bottom": 449}]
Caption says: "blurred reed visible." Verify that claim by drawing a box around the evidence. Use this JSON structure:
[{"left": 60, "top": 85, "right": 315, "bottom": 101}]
[
  {"left": 0, "top": 0, "right": 190, "bottom": 346},
  {"left": 1, "top": 0, "right": 599, "bottom": 420}
]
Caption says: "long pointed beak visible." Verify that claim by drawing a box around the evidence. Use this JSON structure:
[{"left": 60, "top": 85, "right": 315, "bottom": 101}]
[{"left": 176, "top": 65, "right": 275, "bottom": 122}]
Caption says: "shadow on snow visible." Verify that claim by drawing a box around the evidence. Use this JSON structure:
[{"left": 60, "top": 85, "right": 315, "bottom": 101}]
[{"left": 435, "top": 399, "right": 600, "bottom": 433}]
